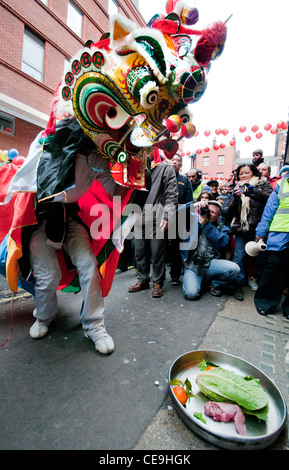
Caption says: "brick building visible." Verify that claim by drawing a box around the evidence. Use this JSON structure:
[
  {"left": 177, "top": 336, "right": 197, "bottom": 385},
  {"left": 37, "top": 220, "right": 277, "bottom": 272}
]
[
  {"left": 0, "top": 0, "right": 145, "bottom": 157},
  {"left": 191, "top": 142, "right": 237, "bottom": 184}
]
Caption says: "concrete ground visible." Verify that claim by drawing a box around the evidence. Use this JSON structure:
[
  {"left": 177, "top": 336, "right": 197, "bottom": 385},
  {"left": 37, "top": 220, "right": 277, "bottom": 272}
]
[{"left": 0, "top": 269, "right": 288, "bottom": 450}]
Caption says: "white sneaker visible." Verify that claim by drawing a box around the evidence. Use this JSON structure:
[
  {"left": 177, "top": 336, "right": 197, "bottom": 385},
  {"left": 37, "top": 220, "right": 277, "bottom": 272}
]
[
  {"left": 248, "top": 276, "right": 258, "bottom": 291},
  {"left": 30, "top": 320, "right": 49, "bottom": 339},
  {"left": 85, "top": 326, "right": 114, "bottom": 355}
]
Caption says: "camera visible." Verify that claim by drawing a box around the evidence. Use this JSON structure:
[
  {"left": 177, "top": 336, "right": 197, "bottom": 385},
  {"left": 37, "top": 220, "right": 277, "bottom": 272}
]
[
  {"left": 238, "top": 183, "right": 247, "bottom": 194},
  {"left": 200, "top": 206, "right": 210, "bottom": 218}
]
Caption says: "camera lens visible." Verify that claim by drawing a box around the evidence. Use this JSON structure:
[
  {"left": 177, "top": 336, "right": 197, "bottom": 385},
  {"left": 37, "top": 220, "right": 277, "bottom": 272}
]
[{"left": 200, "top": 207, "right": 209, "bottom": 217}]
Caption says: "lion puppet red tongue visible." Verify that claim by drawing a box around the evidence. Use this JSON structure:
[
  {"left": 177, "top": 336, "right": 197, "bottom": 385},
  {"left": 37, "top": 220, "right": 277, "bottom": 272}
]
[
  {"left": 110, "top": 155, "right": 146, "bottom": 189},
  {"left": 153, "top": 138, "right": 179, "bottom": 160}
]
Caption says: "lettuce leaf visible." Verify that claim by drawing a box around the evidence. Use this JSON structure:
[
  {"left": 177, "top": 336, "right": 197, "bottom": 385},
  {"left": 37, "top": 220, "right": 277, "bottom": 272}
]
[{"left": 196, "top": 368, "right": 269, "bottom": 412}]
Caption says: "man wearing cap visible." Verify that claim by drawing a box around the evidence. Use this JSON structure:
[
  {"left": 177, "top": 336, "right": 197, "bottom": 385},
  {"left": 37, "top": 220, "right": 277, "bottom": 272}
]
[
  {"left": 181, "top": 200, "right": 240, "bottom": 300},
  {"left": 252, "top": 149, "right": 264, "bottom": 166}
]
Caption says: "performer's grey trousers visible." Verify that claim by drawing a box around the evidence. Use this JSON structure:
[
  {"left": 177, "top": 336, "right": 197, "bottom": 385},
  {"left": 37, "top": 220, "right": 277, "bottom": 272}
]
[{"left": 29, "top": 218, "right": 105, "bottom": 331}]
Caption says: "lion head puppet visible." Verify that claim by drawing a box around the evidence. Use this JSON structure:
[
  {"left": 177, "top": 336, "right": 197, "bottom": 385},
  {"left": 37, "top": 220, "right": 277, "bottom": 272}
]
[
  {"left": 51, "top": 1, "right": 228, "bottom": 191},
  {"left": 0, "top": 0, "right": 228, "bottom": 295}
]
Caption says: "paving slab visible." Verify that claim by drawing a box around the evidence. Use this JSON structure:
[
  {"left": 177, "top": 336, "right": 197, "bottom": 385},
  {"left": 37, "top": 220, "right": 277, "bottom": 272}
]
[{"left": 134, "top": 287, "right": 289, "bottom": 451}]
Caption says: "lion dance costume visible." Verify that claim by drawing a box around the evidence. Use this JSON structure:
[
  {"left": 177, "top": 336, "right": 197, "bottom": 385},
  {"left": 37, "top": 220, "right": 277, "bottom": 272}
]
[{"left": 0, "top": 0, "right": 228, "bottom": 353}]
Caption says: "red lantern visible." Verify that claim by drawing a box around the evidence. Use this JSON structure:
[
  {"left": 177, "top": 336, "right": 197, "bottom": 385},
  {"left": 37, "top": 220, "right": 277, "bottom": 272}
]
[
  {"left": 220, "top": 143, "right": 226, "bottom": 149},
  {"left": 270, "top": 127, "right": 278, "bottom": 135},
  {"left": 215, "top": 128, "right": 222, "bottom": 135},
  {"left": 245, "top": 135, "right": 251, "bottom": 142},
  {"left": 239, "top": 126, "right": 246, "bottom": 133},
  {"left": 186, "top": 151, "right": 191, "bottom": 156},
  {"left": 204, "top": 146, "right": 210, "bottom": 153},
  {"left": 256, "top": 132, "right": 262, "bottom": 139},
  {"left": 196, "top": 148, "right": 202, "bottom": 154},
  {"left": 230, "top": 139, "right": 236, "bottom": 146},
  {"left": 264, "top": 123, "right": 272, "bottom": 131},
  {"left": 213, "top": 144, "right": 219, "bottom": 151},
  {"left": 195, "top": 130, "right": 199, "bottom": 137},
  {"left": 251, "top": 125, "right": 259, "bottom": 133},
  {"left": 277, "top": 120, "right": 285, "bottom": 129},
  {"left": 204, "top": 129, "right": 211, "bottom": 137},
  {"left": 282, "top": 122, "right": 288, "bottom": 130},
  {"left": 222, "top": 128, "right": 229, "bottom": 136}
]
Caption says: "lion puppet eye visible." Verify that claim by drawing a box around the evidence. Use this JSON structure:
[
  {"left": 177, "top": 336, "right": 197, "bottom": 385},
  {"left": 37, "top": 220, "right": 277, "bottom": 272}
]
[
  {"left": 127, "top": 66, "right": 159, "bottom": 108},
  {"left": 139, "top": 81, "right": 159, "bottom": 109}
]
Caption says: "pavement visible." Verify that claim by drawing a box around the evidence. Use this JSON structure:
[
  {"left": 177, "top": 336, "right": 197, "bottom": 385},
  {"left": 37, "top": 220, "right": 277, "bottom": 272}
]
[{"left": 0, "top": 268, "right": 288, "bottom": 451}]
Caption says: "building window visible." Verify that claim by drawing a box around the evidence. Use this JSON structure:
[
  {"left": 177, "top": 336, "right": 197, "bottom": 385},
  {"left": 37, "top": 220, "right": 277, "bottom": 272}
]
[
  {"left": 67, "top": 0, "right": 83, "bottom": 37},
  {"left": 217, "top": 155, "right": 225, "bottom": 165},
  {"left": 0, "top": 112, "right": 15, "bottom": 136},
  {"left": 131, "top": 0, "right": 139, "bottom": 9},
  {"left": 217, "top": 172, "right": 224, "bottom": 179},
  {"left": 109, "top": 0, "right": 119, "bottom": 16},
  {"left": 22, "top": 28, "right": 45, "bottom": 82},
  {"left": 203, "top": 156, "right": 209, "bottom": 167},
  {"left": 40, "top": 0, "right": 48, "bottom": 5},
  {"left": 64, "top": 57, "right": 71, "bottom": 72}
]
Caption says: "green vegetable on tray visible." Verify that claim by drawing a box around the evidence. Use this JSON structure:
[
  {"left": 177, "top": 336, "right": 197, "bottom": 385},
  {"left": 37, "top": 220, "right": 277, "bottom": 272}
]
[{"left": 196, "top": 360, "right": 269, "bottom": 422}]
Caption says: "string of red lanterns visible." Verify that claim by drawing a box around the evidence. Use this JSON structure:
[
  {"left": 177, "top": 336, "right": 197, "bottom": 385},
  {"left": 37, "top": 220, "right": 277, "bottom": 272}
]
[{"left": 182, "top": 120, "right": 288, "bottom": 156}]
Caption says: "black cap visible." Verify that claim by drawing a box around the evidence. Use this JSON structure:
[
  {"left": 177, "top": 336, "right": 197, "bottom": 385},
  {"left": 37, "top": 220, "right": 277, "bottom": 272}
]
[{"left": 207, "top": 179, "right": 219, "bottom": 187}]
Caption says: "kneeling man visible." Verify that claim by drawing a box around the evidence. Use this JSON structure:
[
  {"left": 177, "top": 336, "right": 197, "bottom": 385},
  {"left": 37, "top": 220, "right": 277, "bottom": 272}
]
[{"left": 182, "top": 200, "right": 240, "bottom": 300}]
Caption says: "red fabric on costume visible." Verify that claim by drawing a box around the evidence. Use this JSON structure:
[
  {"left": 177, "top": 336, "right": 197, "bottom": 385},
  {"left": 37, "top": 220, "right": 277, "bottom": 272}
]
[
  {"left": 153, "top": 18, "right": 202, "bottom": 36},
  {"left": 78, "top": 180, "right": 133, "bottom": 256},
  {"left": 0, "top": 163, "right": 37, "bottom": 244}
]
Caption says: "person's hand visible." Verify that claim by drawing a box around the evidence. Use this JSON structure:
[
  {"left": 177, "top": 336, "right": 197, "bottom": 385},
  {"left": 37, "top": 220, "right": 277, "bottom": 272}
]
[
  {"left": 160, "top": 219, "right": 168, "bottom": 231},
  {"left": 255, "top": 236, "right": 265, "bottom": 243},
  {"left": 198, "top": 214, "right": 208, "bottom": 225},
  {"left": 234, "top": 184, "right": 242, "bottom": 197},
  {"left": 193, "top": 200, "right": 208, "bottom": 210}
]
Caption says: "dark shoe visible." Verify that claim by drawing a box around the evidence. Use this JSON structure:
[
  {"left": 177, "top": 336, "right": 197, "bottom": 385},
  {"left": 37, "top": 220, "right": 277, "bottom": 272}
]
[
  {"left": 233, "top": 288, "right": 244, "bottom": 301},
  {"left": 210, "top": 285, "right": 222, "bottom": 297},
  {"left": 152, "top": 283, "right": 163, "bottom": 298},
  {"left": 256, "top": 307, "right": 268, "bottom": 316},
  {"left": 255, "top": 302, "right": 276, "bottom": 316},
  {"left": 128, "top": 281, "right": 149, "bottom": 293},
  {"left": 171, "top": 278, "right": 181, "bottom": 286}
]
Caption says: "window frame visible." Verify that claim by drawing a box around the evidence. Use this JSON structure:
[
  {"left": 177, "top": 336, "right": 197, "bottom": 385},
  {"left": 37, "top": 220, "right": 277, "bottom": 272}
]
[
  {"left": 67, "top": 0, "right": 83, "bottom": 37},
  {"left": 22, "top": 28, "right": 45, "bottom": 82},
  {"left": 217, "top": 155, "right": 225, "bottom": 166},
  {"left": 203, "top": 156, "right": 210, "bottom": 167},
  {"left": 0, "top": 112, "right": 16, "bottom": 136},
  {"left": 109, "top": 0, "right": 119, "bottom": 16}
]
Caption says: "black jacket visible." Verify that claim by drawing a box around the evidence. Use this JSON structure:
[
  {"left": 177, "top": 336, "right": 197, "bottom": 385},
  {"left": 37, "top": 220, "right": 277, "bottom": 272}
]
[{"left": 176, "top": 173, "right": 193, "bottom": 204}]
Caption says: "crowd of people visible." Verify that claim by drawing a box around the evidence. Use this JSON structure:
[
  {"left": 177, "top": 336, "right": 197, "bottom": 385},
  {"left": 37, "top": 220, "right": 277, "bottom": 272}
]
[{"left": 126, "top": 148, "right": 289, "bottom": 322}]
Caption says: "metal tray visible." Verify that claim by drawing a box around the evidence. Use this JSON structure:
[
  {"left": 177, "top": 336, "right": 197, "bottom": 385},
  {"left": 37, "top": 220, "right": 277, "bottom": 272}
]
[{"left": 168, "top": 350, "right": 287, "bottom": 450}]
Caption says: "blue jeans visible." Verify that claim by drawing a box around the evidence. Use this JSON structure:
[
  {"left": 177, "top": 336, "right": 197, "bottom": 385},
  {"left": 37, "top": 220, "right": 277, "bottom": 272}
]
[
  {"left": 183, "top": 259, "right": 240, "bottom": 300},
  {"left": 233, "top": 234, "right": 252, "bottom": 287}
]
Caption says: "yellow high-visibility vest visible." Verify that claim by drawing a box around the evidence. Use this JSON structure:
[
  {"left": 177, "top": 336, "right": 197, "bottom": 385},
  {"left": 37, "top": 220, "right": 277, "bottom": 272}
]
[{"left": 269, "top": 178, "right": 289, "bottom": 232}]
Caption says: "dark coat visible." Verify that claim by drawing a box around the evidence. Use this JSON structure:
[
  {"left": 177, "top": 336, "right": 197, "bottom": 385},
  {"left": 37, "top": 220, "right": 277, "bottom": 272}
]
[
  {"left": 226, "top": 177, "right": 273, "bottom": 235},
  {"left": 176, "top": 173, "right": 193, "bottom": 204}
]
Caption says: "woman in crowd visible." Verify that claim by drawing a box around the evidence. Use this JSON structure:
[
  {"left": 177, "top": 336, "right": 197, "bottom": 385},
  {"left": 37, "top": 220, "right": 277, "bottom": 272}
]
[
  {"left": 226, "top": 163, "right": 273, "bottom": 300},
  {"left": 196, "top": 190, "right": 213, "bottom": 203}
]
